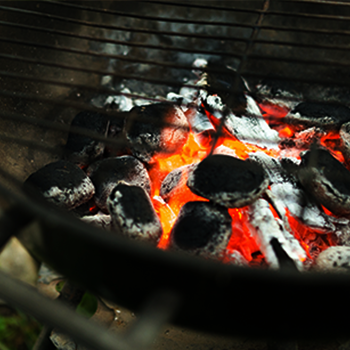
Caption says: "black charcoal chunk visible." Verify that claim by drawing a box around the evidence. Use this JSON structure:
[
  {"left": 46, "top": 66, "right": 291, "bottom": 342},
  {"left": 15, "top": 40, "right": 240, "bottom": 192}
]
[
  {"left": 124, "top": 103, "right": 189, "bottom": 163},
  {"left": 160, "top": 164, "right": 196, "bottom": 201},
  {"left": 199, "top": 60, "right": 248, "bottom": 115},
  {"left": 187, "top": 155, "right": 269, "bottom": 208},
  {"left": 170, "top": 201, "right": 232, "bottom": 259},
  {"left": 299, "top": 148, "right": 350, "bottom": 216},
  {"left": 285, "top": 102, "right": 350, "bottom": 130},
  {"left": 86, "top": 156, "right": 151, "bottom": 212},
  {"left": 340, "top": 121, "right": 350, "bottom": 164},
  {"left": 64, "top": 111, "right": 110, "bottom": 167},
  {"left": 24, "top": 160, "right": 95, "bottom": 209},
  {"left": 107, "top": 183, "right": 162, "bottom": 245}
]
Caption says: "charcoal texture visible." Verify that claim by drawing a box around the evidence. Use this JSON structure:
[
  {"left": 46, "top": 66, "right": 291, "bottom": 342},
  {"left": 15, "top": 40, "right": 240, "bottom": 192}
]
[
  {"left": 187, "top": 154, "right": 269, "bottom": 208},
  {"left": 124, "top": 103, "right": 189, "bottom": 163},
  {"left": 170, "top": 201, "right": 232, "bottom": 259},
  {"left": 87, "top": 155, "right": 151, "bottom": 212},
  {"left": 299, "top": 148, "right": 350, "bottom": 216},
  {"left": 24, "top": 160, "right": 95, "bottom": 209},
  {"left": 286, "top": 102, "right": 350, "bottom": 130},
  {"left": 107, "top": 183, "right": 162, "bottom": 245},
  {"left": 64, "top": 111, "right": 110, "bottom": 167}
]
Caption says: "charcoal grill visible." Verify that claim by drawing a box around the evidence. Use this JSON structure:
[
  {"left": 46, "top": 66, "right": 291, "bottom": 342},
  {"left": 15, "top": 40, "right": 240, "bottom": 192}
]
[{"left": 1, "top": 1, "right": 350, "bottom": 349}]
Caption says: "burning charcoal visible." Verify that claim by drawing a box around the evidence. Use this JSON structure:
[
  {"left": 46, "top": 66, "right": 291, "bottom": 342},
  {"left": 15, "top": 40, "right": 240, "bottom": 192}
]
[
  {"left": 249, "top": 198, "right": 307, "bottom": 270},
  {"left": 185, "top": 102, "right": 215, "bottom": 147},
  {"left": 226, "top": 250, "right": 248, "bottom": 266},
  {"left": 198, "top": 59, "right": 249, "bottom": 115},
  {"left": 187, "top": 155, "right": 269, "bottom": 208},
  {"left": 160, "top": 164, "right": 196, "bottom": 202},
  {"left": 107, "top": 183, "right": 162, "bottom": 245},
  {"left": 340, "top": 121, "right": 350, "bottom": 163},
  {"left": 255, "top": 78, "right": 302, "bottom": 115},
  {"left": 87, "top": 155, "right": 151, "bottom": 212},
  {"left": 124, "top": 103, "right": 190, "bottom": 163},
  {"left": 64, "top": 111, "right": 110, "bottom": 167},
  {"left": 298, "top": 148, "right": 350, "bottom": 216},
  {"left": 250, "top": 152, "right": 335, "bottom": 232},
  {"left": 80, "top": 212, "right": 112, "bottom": 231},
  {"left": 285, "top": 102, "right": 350, "bottom": 130},
  {"left": 169, "top": 201, "right": 232, "bottom": 260},
  {"left": 24, "top": 160, "right": 94, "bottom": 210},
  {"left": 315, "top": 246, "right": 350, "bottom": 273},
  {"left": 205, "top": 92, "right": 280, "bottom": 149}
]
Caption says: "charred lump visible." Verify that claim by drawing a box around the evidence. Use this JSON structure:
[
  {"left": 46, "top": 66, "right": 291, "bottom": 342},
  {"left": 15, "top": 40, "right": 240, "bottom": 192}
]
[{"left": 187, "top": 154, "right": 269, "bottom": 208}]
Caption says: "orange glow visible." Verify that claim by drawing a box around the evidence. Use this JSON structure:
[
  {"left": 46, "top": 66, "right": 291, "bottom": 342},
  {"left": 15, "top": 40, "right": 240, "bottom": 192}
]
[
  {"left": 258, "top": 102, "right": 290, "bottom": 122},
  {"left": 225, "top": 208, "right": 261, "bottom": 263},
  {"left": 279, "top": 126, "right": 294, "bottom": 138},
  {"left": 320, "top": 131, "right": 344, "bottom": 163}
]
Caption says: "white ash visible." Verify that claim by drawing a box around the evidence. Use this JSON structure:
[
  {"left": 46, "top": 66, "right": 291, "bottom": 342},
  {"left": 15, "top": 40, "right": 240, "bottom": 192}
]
[
  {"left": 315, "top": 246, "right": 350, "bottom": 273},
  {"left": 249, "top": 152, "right": 336, "bottom": 232},
  {"left": 227, "top": 250, "right": 248, "bottom": 267},
  {"left": 105, "top": 88, "right": 133, "bottom": 112},
  {"left": 80, "top": 212, "right": 112, "bottom": 231},
  {"left": 45, "top": 177, "right": 95, "bottom": 210},
  {"left": 340, "top": 121, "right": 350, "bottom": 163},
  {"left": 212, "top": 145, "right": 240, "bottom": 158},
  {"left": 249, "top": 199, "right": 307, "bottom": 271}
]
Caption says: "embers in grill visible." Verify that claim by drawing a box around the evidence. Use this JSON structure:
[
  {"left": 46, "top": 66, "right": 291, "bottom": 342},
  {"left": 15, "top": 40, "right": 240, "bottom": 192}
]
[
  {"left": 299, "top": 148, "right": 350, "bottom": 216},
  {"left": 187, "top": 155, "right": 269, "bottom": 208},
  {"left": 86, "top": 155, "right": 151, "bottom": 212},
  {"left": 169, "top": 201, "right": 232, "bottom": 259},
  {"left": 285, "top": 102, "right": 350, "bottom": 130},
  {"left": 64, "top": 111, "right": 110, "bottom": 168},
  {"left": 124, "top": 103, "right": 190, "bottom": 163},
  {"left": 107, "top": 183, "right": 162, "bottom": 245},
  {"left": 24, "top": 160, "right": 95, "bottom": 210}
]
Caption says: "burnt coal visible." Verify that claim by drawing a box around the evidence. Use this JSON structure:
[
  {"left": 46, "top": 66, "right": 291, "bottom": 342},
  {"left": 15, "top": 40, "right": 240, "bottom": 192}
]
[
  {"left": 124, "top": 103, "right": 189, "bottom": 163},
  {"left": 199, "top": 60, "right": 248, "bottom": 115},
  {"left": 64, "top": 111, "right": 110, "bottom": 168},
  {"left": 315, "top": 246, "right": 350, "bottom": 273},
  {"left": 24, "top": 160, "right": 95, "bottom": 209},
  {"left": 299, "top": 148, "right": 350, "bottom": 216},
  {"left": 285, "top": 102, "right": 350, "bottom": 130},
  {"left": 107, "top": 183, "right": 162, "bottom": 245},
  {"left": 187, "top": 154, "right": 269, "bottom": 208},
  {"left": 80, "top": 212, "right": 112, "bottom": 231},
  {"left": 160, "top": 163, "right": 196, "bottom": 202},
  {"left": 86, "top": 155, "right": 151, "bottom": 212},
  {"left": 340, "top": 121, "right": 350, "bottom": 164},
  {"left": 169, "top": 201, "right": 232, "bottom": 259}
]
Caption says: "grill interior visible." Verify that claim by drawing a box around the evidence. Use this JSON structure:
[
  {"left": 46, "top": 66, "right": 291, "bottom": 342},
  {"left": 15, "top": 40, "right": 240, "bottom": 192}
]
[{"left": 2, "top": 1, "right": 350, "bottom": 349}]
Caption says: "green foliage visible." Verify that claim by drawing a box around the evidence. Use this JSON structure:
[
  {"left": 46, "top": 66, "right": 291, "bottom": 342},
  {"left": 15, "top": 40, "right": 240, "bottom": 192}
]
[
  {"left": 76, "top": 292, "right": 98, "bottom": 318},
  {"left": 0, "top": 310, "right": 41, "bottom": 350}
]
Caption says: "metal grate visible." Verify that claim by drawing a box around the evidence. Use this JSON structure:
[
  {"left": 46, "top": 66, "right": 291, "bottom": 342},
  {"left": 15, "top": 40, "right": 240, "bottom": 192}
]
[{"left": 1, "top": 1, "right": 350, "bottom": 349}]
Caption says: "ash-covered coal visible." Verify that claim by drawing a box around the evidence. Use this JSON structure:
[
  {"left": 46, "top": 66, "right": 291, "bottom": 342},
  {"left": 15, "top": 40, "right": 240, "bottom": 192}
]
[
  {"left": 285, "top": 102, "right": 350, "bottom": 130},
  {"left": 170, "top": 201, "right": 232, "bottom": 259},
  {"left": 299, "top": 148, "right": 350, "bottom": 216},
  {"left": 340, "top": 121, "right": 350, "bottom": 164},
  {"left": 107, "top": 183, "right": 162, "bottom": 245},
  {"left": 124, "top": 103, "right": 189, "bottom": 163},
  {"left": 315, "top": 246, "right": 350, "bottom": 273},
  {"left": 86, "top": 155, "right": 151, "bottom": 212},
  {"left": 187, "top": 154, "right": 269, "bottom": 208},
  {"left": 64, "top": 111, "right": 110, "bottom": 168},
  {"left": 24, "top": 160, "right": 95, "bottom": 210}
]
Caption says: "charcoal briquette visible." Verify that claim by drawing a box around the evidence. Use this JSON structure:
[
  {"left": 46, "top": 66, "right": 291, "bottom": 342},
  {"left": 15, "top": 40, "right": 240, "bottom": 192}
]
[
  {"left": 169, "top": 201, "right": 232, "bottom": 259},
  {"left": 86, "top": 155, "right": 151, "bottom": 212},
  {"left": 107, "top": 183, "right": 162, "bottom": 245},
  {"left": 124, "top": 103, "right": 189, "bottom": 163},
  {"left": 187, "top": 154, "right": 269, "bottom": 208},
  {"left": 24, "top": 160, "right": 95, "bottom": 209},
  {"left": 299, "top": 148, "right": 350, "bottom": 216},
  {"left": 285, "top": 102, "right": 350, "bottom": 130},
  {"left": 64, "top": 111, "right": 110, "bottom": 167},
  {"left": 315, "top": 246, "right": 350, "bottom": 273}
]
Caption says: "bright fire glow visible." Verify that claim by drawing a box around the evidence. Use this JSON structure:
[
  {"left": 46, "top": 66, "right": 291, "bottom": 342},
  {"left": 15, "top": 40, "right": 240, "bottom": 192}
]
[{"left": 148, "top": 101, "right": 341, "bottom": 266}]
